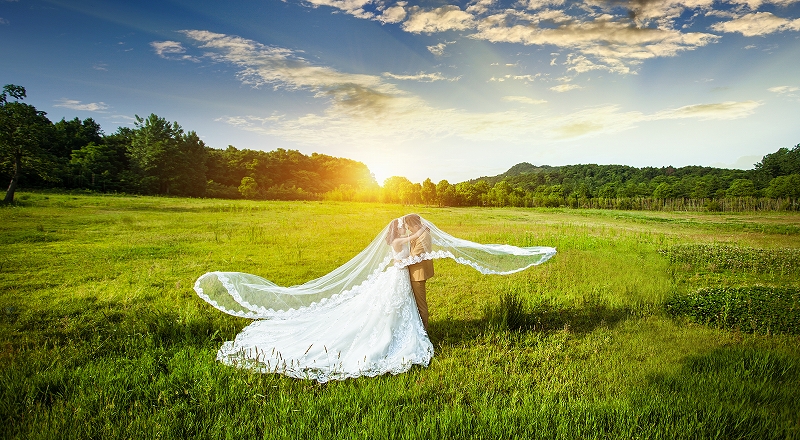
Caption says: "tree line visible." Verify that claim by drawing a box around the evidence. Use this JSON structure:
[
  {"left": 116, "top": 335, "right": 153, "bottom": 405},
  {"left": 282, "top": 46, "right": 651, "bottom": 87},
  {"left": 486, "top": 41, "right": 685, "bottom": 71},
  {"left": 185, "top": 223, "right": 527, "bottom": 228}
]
[
  {"left": 2, "top": 83, "right": 798, "bottom": 210},
  {"left": 0, "top": 85, "right": 376, "bottom": 203},
  {"left": 406, "top": 150, "right": 800, "bottom": 210}
]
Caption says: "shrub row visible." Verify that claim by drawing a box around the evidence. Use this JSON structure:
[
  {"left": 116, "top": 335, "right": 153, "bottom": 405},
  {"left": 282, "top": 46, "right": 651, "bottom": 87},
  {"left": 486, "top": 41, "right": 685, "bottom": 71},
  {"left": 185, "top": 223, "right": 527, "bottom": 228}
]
[
  {"left": 659, "top": 244, "right": 800, "bottom": 275},
  {"left": 665, "top": 286, "right": 800, "bottom": 335}
]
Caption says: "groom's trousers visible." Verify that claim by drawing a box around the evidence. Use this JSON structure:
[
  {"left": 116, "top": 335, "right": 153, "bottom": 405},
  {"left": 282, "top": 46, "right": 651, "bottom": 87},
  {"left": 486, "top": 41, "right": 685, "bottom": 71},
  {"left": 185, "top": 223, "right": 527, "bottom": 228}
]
[{"left": 410, "top": 280, "right": 429, "bottom": 331}]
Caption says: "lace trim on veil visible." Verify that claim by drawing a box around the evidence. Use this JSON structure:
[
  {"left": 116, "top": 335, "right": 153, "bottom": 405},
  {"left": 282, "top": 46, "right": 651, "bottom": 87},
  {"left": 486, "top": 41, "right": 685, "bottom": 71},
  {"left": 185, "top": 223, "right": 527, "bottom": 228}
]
[
  {"left": 392, "top": 249, "right": 555, "bottom": 275},
  {"left": 194, "top": 216, "right": 556, "bottom": 320},
  {"left": 195, "top": 260, "right": 391, "bottom": 320}
]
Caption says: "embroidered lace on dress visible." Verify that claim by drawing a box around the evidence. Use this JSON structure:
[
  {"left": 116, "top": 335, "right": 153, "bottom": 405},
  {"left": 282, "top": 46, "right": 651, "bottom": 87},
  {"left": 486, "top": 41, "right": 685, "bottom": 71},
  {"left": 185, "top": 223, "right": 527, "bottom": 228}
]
[{"left": 195, "top": 215, "right": 555, "bottom": 382}]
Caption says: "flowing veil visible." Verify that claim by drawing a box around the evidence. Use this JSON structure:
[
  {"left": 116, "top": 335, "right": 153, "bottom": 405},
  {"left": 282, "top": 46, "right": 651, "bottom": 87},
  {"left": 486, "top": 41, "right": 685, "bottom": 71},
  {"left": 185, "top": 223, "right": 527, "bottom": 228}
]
[{"left": 194, "top": 215, "right": 556, "bottom": 320}]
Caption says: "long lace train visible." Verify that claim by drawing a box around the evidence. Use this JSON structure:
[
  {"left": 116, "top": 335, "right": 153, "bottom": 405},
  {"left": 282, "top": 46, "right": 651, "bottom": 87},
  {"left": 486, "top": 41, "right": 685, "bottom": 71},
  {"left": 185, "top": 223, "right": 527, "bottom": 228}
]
[
  {"left": 195, "top": 215, "right": 555, "bottom": 382},
  {"left": 216, "top": 266, "right": 433, "bottom": 382}
]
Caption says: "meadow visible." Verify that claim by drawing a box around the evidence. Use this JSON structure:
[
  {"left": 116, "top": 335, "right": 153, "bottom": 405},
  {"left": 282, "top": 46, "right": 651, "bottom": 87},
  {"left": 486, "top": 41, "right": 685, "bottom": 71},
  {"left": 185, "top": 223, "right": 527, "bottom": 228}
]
[{"left": 1, "top": 192, "right": 799, "bottom": 439}]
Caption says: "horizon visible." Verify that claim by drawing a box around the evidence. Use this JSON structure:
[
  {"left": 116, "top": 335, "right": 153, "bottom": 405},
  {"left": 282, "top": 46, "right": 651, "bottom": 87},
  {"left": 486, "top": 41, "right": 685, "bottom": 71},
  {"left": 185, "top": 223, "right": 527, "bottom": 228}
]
[{"left": 2, "top": 0, "right": 799, "bottom": 183}]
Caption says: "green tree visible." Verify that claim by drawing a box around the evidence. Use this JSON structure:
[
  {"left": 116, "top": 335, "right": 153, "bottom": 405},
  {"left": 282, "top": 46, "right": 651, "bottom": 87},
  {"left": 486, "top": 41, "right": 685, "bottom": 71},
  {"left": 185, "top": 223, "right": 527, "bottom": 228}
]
[
  {"left": 691, "top": 178, "right": 714, "bottom": 199},
  {"left": 454, "top": 181, "right": 479, "bottom": 206},
  {"left": 129, "top": 114, "right": 206, "bottom": 196},
  {"left": 765, "top": 174, "right": 800, "bottom": 199},
  {"left": 653, "top": 182, "right": 675, "bottom": 199},
  {"left": 382, "top": 176, "right": 416, "bottom": 204},
  {"left": 52, "top": 117, "right": 103, "bottom": 160},
  {"left": 70, "top": 142, "right": 128, "bottom": 191},
  {"left": 175, "top": 130, "right": 208, "bottom": 196},
  {"left": 598, "top": 182, "right": 617, "bottom": 198},
  {"left": 754, "top": 144, "right": 800, "bottom": 184},
  {"left": 420, "top": 178, "right": 437, "bottom": 205},
  {"left": 487, "top": 180, "right": 512, "bottom": 207},
  {"left": 726, "top": 179, "right": 756, "bottom": 197},
  {"left": 473, "top": 180, "right": 490, "bottom": 206},
  {"left": 1, "top": 84, "right": 54, "bottom": 203},
  {"left": 238, "top": 176, "right": 258, "bottom": 198},
  {"left": 436, "top": 179, "right": 457, "bottom": 206}
]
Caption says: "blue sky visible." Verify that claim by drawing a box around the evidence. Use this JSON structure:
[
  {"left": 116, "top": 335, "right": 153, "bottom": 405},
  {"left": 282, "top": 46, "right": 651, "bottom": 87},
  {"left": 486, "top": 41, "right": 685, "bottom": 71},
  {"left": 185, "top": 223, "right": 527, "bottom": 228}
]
[{"left": 2, "top": 0, "right": 799, "bottom": 183}]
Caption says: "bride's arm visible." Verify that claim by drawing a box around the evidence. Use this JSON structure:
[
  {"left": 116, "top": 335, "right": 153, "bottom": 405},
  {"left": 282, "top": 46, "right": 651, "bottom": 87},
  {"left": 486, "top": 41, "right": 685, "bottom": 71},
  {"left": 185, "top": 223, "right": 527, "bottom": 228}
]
[{"left": 393, "top": 227, "right": 425, "bottom": 246}]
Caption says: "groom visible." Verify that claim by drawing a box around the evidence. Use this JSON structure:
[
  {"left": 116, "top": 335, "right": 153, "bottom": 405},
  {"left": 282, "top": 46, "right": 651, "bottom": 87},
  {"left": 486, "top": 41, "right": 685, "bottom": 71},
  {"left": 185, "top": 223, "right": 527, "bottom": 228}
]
[{"left": 404, "top": 214, "right": 433, "bottom": 332}]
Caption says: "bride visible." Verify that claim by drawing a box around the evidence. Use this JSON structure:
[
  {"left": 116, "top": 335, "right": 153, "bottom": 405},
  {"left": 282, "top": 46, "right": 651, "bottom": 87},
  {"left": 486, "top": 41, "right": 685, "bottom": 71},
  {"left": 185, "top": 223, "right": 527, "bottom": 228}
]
[{"left": 194, "top": 214, "right": 555, "bottom": 383}]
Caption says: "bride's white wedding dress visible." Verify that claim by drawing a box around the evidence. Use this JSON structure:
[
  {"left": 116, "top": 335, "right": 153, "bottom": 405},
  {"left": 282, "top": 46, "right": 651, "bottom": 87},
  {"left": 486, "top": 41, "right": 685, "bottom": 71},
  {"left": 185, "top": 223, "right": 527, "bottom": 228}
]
[
  {"left": 215, "top": 243, "right": 434, "bottom": 382},
  {"left": 195, "top": 215, "right": 555, "bottom": 383}
]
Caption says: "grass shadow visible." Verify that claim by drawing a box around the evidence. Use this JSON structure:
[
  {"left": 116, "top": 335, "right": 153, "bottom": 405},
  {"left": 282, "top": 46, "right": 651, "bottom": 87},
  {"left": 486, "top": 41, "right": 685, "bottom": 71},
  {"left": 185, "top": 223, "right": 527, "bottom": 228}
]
[
  {"left": 429, "top": 293, "right": 634, "bottom": 348},
  {"left": 5, "top": 296, "right": 235, "bottom": 364}
]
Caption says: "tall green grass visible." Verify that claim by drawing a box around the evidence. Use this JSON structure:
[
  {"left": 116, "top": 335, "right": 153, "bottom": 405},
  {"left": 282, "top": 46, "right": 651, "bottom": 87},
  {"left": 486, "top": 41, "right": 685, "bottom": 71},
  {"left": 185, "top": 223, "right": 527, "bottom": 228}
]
[
  {"left": 665, "top": 286, "right": 800, "bottom": 334},
  {"left": 1, "top": 192, "right": 799, "bottom": 439}
]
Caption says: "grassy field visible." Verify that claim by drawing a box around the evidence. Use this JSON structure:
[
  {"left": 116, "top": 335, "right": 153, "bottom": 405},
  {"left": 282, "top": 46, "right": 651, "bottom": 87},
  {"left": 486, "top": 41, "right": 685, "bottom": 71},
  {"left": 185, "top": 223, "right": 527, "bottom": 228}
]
[{"left": 1, "top": 192, "right": 799, "bottom": 439}]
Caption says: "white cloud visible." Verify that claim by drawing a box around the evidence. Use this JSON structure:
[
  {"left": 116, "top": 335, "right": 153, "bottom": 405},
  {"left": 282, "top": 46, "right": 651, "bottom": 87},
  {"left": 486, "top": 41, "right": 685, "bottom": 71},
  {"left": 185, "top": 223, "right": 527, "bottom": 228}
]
[
  {"left": 768, "top": 85, "right": 799, "bottom": 94},
  {"left": 565, "top": 53, "right": 629, "bottom": 74},
  {"left": 183, "top": 30, "right": 395, "bottom": 100},
  {"left": 489, "top": 73, "right": 542, "bottom": 82},
  {"left": 304, "top": 0, "right": 374, "bottom": 19},
  {"left": 151, "top": 40, "right": 184, "bottom": 57},
  {"left": 383, "top": 71, "right": 460, "bottom": 82},
  {"left": 520, "top": 0, "right": 566, "bottom": 10},
  {"left": 150, "top": 40, "right": 199, "bottom": 62},
  {"left": 379, "top": 4, "right": 406, "bottom": 23},
  {"left": 768, "top": 85, "right": 799, "bottom": 100},
  {"left": 279, "top": 0, "right": 799, "bottom": 80},
  {"left": 550, "top": 84, "right": 583, "bottom": 92},
  {"left": 546, "top": 100, "right": 762, "bottom": 139},
  {"left": 53, "top": 99, "right": 109, "bottom": 112},
  {"left": 728, "top": 0, "right": 800, "bottom": 10},
  {"left": 503, "top": 95, "right": 548, "bottom": 104},
  {"left": 649, "top": 100, "right": 762, "bottom": 120},
  {"left": 466, "top": 0, "right": 497, "bottom": 15},
  {"left": 427, "top": 42, "right": 448, "bottom": 56},
  {"left": 220, "top": 98, "right": 763, "bottom": 151},
  {"left": 601, "top": 0, "right": 717, "bottom": 28},
  {"left": 176, "top": 30, "right": 762, "bottom": 154},
  {"left": 216, "top": 115, "right": 284, "bottom": 127},
  {"left": 546, "top": 105, "right": 637, "bottom": 139},
  {"left": 182, "top": 29, "right": 403, "bottom": 125},
  {"left": 108, "top": 114, "right": 136, "bottom": 125},
  {"left": 0, "top": 17, "right": 9, "bottom": 25},
  {"left": 469, "top": 13, "right": 717, "bottom": 75},
  {"left": 281, "top": 0, "right": 797, "bottom": 78},
  {"left": 711, "top": 12, "right": 800, "bottom": 36},
  {"left": 402, "top": 5, "right": 476, "bottom": 33}
]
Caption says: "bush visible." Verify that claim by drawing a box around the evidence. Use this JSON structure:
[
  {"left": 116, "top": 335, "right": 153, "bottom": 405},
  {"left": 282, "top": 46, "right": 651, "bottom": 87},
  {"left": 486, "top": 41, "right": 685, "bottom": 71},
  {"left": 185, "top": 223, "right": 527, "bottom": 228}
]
[
  {"left": 659, "top": 244, "right": 800, "bottom": 275},
  {"left": 665, "top": 286, "right": 800, "bottom": 335},
  {"left": 205, "top": 180, "right": 240, "bottom": 199},
  {"left": 483, "top": 291, "right": 528, "bottom": 330},
  {"left": 704, "top": 200, "right": 722, "bottom": 212}
]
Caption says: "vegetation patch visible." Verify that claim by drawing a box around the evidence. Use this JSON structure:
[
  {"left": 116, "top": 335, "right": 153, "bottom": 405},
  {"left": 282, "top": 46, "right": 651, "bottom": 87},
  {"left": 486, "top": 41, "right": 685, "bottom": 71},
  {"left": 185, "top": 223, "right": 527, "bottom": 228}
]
[
  {"left": 659, "top": 244, "right": 800, "bottom": 275},
  {"left": 483, "top": 289, "right": 631, "bottom": 333},
  {"left": 2, "top": 195, "right": 799, "bottom": 439},
  {"left": 665, "top": 286, "right": 800, "bottom": 335}
]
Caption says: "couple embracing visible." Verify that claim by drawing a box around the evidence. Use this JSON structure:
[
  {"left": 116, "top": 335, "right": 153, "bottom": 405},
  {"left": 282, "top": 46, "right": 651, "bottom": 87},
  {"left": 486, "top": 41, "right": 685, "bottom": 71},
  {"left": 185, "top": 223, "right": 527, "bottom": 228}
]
[
  {"left": 195, "top": 214, "right": 556, "bottom": 382},
  {"left": 386, "top": 213, "right": 434, "bottom": 332}
]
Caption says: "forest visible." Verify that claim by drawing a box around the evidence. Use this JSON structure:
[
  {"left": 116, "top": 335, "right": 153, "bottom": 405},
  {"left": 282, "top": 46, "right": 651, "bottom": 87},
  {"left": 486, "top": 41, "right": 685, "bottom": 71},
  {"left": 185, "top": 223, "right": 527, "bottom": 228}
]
[{"left": 2, "top": 84, "right": 799, "bottom": 210}]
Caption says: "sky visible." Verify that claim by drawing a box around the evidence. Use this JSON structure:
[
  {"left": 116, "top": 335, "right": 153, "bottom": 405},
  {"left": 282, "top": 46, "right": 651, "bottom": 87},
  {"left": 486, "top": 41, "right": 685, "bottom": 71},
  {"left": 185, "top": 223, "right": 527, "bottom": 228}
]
[{"left": 2, "top": 0, "right": 799, "bottom": 184}]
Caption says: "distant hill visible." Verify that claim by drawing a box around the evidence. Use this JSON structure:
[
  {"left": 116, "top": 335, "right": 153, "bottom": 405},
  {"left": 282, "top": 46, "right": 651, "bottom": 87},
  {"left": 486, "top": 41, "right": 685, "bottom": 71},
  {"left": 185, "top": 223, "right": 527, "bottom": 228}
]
[
  {"left": 468, "top": 163, "right": 557, "bottom": 185},
  {"left": 470, "top": 162, "right": 745, "bottom": 188},
  {"left": 453, "top": 145, "right": 799, "bottom": 205}
]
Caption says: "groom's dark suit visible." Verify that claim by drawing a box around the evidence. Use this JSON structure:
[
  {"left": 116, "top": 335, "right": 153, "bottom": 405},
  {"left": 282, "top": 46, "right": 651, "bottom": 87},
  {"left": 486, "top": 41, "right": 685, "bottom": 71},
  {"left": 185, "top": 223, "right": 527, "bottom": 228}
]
[{"left": 408, "top": 228, "right": 433, "bottom": 331}]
